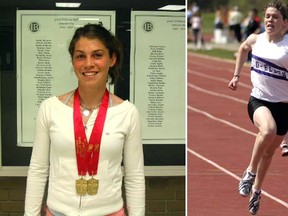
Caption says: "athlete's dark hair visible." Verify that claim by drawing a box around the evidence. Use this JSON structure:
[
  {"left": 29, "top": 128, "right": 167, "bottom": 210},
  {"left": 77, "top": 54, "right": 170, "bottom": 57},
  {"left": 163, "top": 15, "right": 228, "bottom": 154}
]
[{"left": 263, "top": 0, "right": 288, "bottom": 20}]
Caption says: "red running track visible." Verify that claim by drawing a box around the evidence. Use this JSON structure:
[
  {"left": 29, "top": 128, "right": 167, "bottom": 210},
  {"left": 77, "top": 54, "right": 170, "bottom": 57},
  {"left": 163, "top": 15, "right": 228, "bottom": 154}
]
[{"left": 187, "top": 53, "right": 288, "bottom": 216}]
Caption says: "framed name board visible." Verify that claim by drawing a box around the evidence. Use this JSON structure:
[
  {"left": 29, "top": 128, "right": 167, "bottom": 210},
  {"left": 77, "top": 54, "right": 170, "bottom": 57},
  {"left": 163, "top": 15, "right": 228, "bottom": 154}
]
[{"left": 130, "top": 11, "right": 185, "bottom": 144}]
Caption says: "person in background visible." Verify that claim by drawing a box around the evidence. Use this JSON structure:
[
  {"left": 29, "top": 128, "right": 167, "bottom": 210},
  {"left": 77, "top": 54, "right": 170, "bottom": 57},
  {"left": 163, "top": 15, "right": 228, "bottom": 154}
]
[
  {"left": 214, "top": 6, "right": 225, "bottom": 30},
  {"left": 243, "top": 8, "right": 261, "bottom": 39},
  {"left": 214, "top": 6, "right": 226, "bottom": 43},
  {"left": 228, "top": 5, "right": 244, "bottom": 43},
  {"left": 228, "top": 0, "right": 288, "bottom": 214},
  {"left": 187, "top": 2, "right": 200, "bottom": 43},
  {"left": 191, "top": 1, "right": 199, "bottom": 15},
  {"left": 190, "top": 10, "right": 206, "bottom": 49},
  {"left": 242, "top": 8, "right": 262, "bottom": 61},
  {"left": 24, "top": 23, "right": 145, "bottom": 216},
  {"left": 187, "top": 3, "right": 193, "bottom": 42}
]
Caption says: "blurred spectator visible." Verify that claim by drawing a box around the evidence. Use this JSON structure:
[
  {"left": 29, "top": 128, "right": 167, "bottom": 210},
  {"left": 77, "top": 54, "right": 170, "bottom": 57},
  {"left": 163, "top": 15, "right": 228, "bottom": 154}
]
[
  {"left": 191, "top": 2, "right": 199, "bottom": 14},
  {"left": 242, "top": 8, "right": 261, "bottom": 61},
  {"left": 242, "top": 8, "right": 261, "bottom": 39},
  {"left": 187, "top": 3, "right": 193, "bottom": 42},
  {"left": 228, "top": 5, "right": 243, "bottom": 43},
  {"left": 214, "top": 6, "right": 225, "bottom": 30},
  {"left": 190, "top": 10, "right": 206, "bottom": 49},
  {"left": 214, "top": 6, "right": 229, "bottom": 44},
  {"left": 187, "top": 2, "right": 200, "bottom": 43}
]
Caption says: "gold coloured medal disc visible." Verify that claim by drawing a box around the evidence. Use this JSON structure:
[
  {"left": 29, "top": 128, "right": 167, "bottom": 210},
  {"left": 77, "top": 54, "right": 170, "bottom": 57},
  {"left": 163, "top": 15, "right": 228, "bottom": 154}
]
[
  {"left": 76, "top": 178, "right": 87, "bottom": 196},
  {"left": 87, "top": 177, "right": 99, "bottom": 195}
]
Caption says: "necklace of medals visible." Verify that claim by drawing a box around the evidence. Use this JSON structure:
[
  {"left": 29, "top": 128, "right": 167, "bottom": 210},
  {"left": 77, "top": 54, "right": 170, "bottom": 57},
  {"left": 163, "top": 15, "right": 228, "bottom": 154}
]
[
  {"left": 73, "top": 89, "right": 109, "bottom": 196},
  {"left": 80, "top": 102, "right": 101, "bottom": 117}
]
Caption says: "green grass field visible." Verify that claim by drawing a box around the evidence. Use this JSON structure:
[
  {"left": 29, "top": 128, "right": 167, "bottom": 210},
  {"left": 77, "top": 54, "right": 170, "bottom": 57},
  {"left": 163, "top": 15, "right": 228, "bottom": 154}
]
[
  {"left": 188, "top": 48, "right": 236, "bottom": 60},
  {"left": 202, "top": 12, "right": 215, "bottom": 34}
]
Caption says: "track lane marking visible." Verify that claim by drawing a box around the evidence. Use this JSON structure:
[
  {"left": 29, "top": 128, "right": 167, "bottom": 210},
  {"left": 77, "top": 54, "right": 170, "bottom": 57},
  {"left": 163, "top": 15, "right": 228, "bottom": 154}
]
[
  {"left": 188, "top": 147, "right": 288, "bottom": 208},
  {"left": 188, "top": 83, "right": 247, "bottom": 104},
  {"left": 188, "top": 69, "right": 251, "bottom": 89},
  {"left": 188, "top": 105, "right": 256, "bottom": 136}
]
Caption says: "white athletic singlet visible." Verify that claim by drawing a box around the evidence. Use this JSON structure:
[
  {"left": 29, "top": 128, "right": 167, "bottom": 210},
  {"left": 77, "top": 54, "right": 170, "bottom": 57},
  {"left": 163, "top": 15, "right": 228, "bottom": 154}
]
[{"left": 250, "top": 32, "right": 288, "bottom": 102}]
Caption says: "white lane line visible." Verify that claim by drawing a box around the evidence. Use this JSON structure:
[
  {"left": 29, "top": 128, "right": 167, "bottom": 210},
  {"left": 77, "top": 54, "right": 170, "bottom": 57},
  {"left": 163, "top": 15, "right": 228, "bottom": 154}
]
[
  {"left": 188, "top": 148, "right": 288, "bottom": 208},
  {"left": 187, "top": 52, "right": 251, "bottom": 79},
  {"left": 188, "top": 83, "right": 247, "bottom": 104},
  {"left": 188, "top": 105, "right": 256, "bottom": 137},
  {"left": 188, "top": 69, "right": 251, "bottom": 89}
]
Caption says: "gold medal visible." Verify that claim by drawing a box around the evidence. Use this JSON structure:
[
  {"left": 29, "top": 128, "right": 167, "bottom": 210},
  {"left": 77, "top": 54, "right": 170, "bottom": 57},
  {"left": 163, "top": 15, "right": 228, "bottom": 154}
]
[
  {"left": 76, "top": 178, "right": 87, "bottom": 196},
  {"left": 87, "top": 177, "right": 99, "bottom": 195}
]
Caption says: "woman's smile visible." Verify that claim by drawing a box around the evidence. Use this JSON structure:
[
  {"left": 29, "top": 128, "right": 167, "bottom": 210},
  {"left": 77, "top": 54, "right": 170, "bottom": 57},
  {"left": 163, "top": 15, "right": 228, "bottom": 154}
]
[{"left": 82, "top": 71, "right": 99, "bottom": 77}]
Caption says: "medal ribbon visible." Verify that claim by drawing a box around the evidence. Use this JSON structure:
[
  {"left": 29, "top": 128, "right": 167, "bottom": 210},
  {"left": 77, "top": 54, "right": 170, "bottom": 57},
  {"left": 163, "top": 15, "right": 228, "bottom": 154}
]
[{"left": 73, "top": 88, "right": 109, "bottom": 176}]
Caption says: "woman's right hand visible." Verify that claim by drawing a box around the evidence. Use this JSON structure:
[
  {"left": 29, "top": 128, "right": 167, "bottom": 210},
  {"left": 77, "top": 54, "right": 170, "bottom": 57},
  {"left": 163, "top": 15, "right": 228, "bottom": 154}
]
[{"left": 228, "top": 76, "right": 239, "bottom": 91}]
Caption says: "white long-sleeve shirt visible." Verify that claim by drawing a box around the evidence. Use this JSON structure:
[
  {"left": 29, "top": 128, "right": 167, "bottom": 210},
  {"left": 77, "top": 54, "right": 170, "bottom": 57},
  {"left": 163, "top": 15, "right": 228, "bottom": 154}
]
[{"left": 24, "top": 96, "right": 145, "bottom": 216}]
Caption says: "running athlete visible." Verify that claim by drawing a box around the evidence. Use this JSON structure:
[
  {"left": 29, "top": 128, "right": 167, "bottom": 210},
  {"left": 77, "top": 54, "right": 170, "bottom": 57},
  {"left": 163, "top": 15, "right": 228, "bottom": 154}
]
[{"left": 228, "top": 0, "right": 288, "bottom": 214}]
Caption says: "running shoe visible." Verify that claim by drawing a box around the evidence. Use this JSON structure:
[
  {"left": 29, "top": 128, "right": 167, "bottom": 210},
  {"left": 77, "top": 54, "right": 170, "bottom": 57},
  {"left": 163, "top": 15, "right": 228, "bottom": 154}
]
[
  {"left": 281, "top": 144, "right": 288, "bottom": 157},
  {"left": 238, "top": 170, "right": 256, "bottom": 197},
  {"left": 249, "top": 190, "right": 261, "bottom": 215}
]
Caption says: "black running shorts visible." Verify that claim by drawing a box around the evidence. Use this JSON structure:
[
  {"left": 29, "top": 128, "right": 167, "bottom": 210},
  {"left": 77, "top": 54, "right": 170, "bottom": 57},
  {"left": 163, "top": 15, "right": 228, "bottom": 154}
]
[{"left": 247, "top": 96, "right": 288, "bottom": 136}]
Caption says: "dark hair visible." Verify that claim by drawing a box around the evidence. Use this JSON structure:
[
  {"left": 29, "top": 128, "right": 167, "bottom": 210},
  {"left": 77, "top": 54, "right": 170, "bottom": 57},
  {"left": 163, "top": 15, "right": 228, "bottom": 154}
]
[
  {"left": 263, "top": 0, "right": 288, "bottom": 20},
  {"left": 68, "top": 23, "right": 123, "bottom": 84},
  {"left": 251, "top": 8, "right": 258, "bottom": 15}
]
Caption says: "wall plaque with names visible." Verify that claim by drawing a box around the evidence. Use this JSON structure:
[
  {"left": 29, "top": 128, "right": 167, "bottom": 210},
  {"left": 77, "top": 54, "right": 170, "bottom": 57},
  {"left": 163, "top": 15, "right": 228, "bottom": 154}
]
[{"left": 130, "top": 11, "right": 185, "bottom": 144}]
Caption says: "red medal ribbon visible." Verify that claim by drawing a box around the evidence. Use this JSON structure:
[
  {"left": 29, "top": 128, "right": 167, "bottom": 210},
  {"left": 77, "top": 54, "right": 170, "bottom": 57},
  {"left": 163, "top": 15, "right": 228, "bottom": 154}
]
[{"left": 73, "top": 88, "right": 109, "bottom": 176}]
